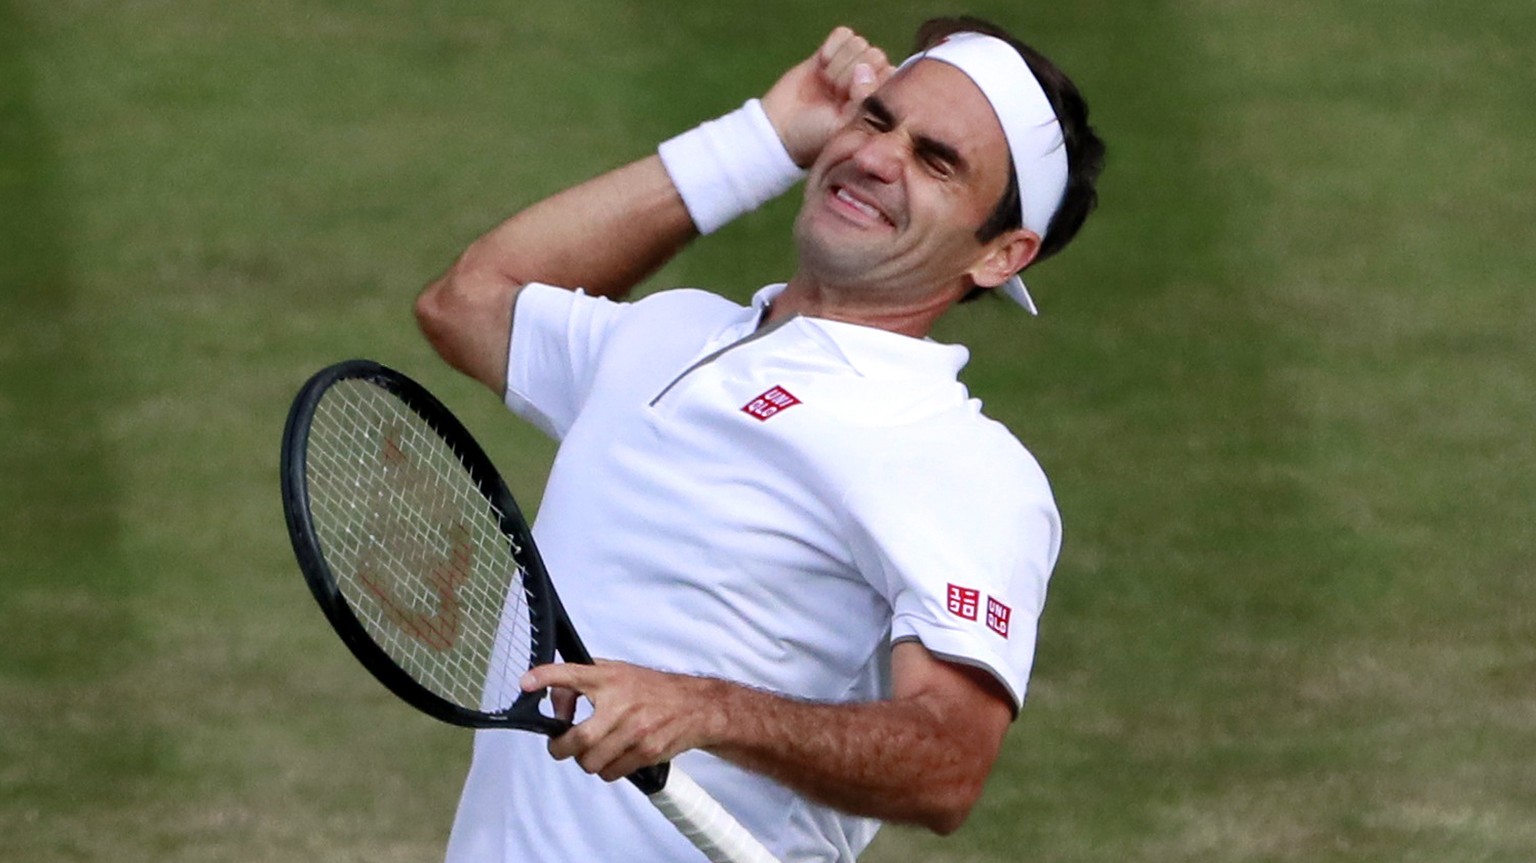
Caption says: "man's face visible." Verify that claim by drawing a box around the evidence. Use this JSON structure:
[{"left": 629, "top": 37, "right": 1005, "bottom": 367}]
[{"left": 793, "top": 60, "right": 1014, "bottom": 302}]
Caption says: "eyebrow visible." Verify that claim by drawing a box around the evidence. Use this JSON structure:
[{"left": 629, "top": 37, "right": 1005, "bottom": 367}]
[
  {"left": 862, "top": 95, "right": 896, "bottom": 128},
  {"left": 861, "top": 95, "right": 967, "bottom": 174}
]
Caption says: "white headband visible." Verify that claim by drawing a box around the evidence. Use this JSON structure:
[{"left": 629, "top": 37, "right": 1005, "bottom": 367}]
[{"left": 901, "top": 32, "right": 1069, "bottom": 314}]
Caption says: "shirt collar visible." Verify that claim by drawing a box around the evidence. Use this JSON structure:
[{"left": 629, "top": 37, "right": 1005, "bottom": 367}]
[{"left": 748, "top": 284, "right": 971, "bottom": 380}]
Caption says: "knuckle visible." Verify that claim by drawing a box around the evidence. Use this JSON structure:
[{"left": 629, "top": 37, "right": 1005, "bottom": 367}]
[
  {"left": 576, "top": 750, "right": 605, "bottom": 775},
  {"left": 635, "top": 739, "right": 665, "bottom": 764},
  {"left": 823, "top": 29, "right": 848, "bottom": 56}
]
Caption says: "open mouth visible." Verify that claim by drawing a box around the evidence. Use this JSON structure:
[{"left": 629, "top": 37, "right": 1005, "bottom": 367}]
[{"left": 829, "top": 184, "right": 895, "bottom": 228}]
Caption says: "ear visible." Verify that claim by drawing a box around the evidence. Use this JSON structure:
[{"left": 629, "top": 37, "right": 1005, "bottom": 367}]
[{"left": 967, "top": 229, "right": 1041, "bottom": 290}]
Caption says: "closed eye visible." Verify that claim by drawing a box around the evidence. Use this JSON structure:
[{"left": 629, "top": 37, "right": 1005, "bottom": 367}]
[
  {"left": 858, "top": 96, "right": 896, "bottom": 132},
  {"left": 855, "top": 95, "right": 964, "bottom": 178},
  {"left": 914, "top": 137, "right": 963, "bottom": 178},
  {"left": 919, "top": 151, "right": 954, "bottom": 176}
]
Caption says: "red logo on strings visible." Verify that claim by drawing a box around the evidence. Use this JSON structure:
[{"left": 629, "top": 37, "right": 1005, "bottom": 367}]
[
  {"left": 358, "top": 523, "right": 475, "bottom": 651},
  {"left": 986, "top": 597, "right": 1012, "bottom": 638},
  {"left": 946, "top": 584, "right": 980, "bottom": 621},
  {"left": 742, "top": 386, "right": 801, "bottom": 421}
]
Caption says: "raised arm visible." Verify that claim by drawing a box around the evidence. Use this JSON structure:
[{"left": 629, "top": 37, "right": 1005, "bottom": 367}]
[
  {"left": 414, "top": 156, "right": 695, "bottom": 392},
  {"left": 414, "top": 27, "right": 890, "bottom": 394}
]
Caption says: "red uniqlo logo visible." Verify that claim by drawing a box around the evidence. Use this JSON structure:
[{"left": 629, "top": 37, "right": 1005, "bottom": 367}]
[
  {"left": 986, "top": 597, "right": 1012, "bottom": 638},
  {"left": 742, "top": 386, "right": 801, "bottom": 421},
  {"left": 946, "top": 584, "right": 980, "bottom": 621}
]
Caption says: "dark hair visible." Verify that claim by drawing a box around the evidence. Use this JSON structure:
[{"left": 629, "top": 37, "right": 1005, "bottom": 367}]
[{"left": 912, "top": 17, "right": 1106, "bottom": 296}]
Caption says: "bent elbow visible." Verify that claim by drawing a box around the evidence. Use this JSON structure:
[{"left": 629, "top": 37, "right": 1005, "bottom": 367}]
[
  {"left": 899, "top": 774, "right": 986, "bottom": 836},
  {"left": 414, "top": 275, "right": 458, "bottom": 355},
  {"left": 927, "top": 813, "right": 966, "bottom": 837},
  {"left": 412, "top": 254, "right": 520, "bottom": 393},
  {"left": 923, "top": 794, "right": 979, "bottom": 837}
]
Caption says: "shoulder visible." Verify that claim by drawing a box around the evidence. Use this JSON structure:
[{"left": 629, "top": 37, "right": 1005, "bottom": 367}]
[
  {"left": 797, "top": 386, "right": 1052, "bottom": 508},
  {"left": 517, "top": 284, "right": 752, "bottom": 366},
  {"left": 582, "top": 287, "right": 754, "bottom": 368},
  {"left": 519, "top": 284, "right": 745, "bottom": 327},
  {"left": 864, "top": 409, "right": 1053, "bottom": 511},
  {"left": 627, "top": 287, "right": 746, "bottom": 322},
  {"left": 942, "top": 410, "right": 1051, "bottom": 493}
]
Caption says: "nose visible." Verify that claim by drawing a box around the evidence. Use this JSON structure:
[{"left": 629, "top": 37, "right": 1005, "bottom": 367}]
[{"left": 850, "top": 130, "right": 904, "bottom": 184}]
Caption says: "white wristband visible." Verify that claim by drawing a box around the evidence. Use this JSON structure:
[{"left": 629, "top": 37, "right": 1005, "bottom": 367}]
[{"left": 658, "top": 99, "right": 805, "bottom": 235}]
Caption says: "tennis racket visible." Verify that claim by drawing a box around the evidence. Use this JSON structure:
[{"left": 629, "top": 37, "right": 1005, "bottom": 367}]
[{"left": 279, "top": 359, "right": 779, "bottom": 863}]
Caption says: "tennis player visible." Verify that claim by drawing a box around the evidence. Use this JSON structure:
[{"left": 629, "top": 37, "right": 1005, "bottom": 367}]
[{"left": 418, "top": 15, "right": 1104, "bottom": 862}]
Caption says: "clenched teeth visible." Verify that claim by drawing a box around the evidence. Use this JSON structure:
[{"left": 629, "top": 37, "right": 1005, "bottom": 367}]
[{"left": 834, "top": 187, "right": 889, "bottom": 225}]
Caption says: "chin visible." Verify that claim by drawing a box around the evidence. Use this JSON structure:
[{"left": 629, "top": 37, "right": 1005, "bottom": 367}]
[{"left": 791, "top": 216, "right": 870, "bottom": 283}]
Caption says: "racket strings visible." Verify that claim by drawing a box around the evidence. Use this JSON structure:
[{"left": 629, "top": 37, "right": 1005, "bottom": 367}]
[{"left": 305, "top": 380, "right": 538, "bottom": 712}]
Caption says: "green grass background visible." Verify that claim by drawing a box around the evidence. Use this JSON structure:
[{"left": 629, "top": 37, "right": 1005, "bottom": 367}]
[{"left": 3, "top": 1, "right": 1533, "bottom": 861}]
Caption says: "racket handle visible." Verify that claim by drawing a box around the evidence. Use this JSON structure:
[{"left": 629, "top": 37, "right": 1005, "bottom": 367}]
[{"left": 645, "top": 766, "right": 782, "bottom": 863}]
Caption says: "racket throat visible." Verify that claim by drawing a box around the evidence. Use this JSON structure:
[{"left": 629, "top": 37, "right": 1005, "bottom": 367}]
[{"left": 626, "top": 762, "right": 670, "bottom": 795}]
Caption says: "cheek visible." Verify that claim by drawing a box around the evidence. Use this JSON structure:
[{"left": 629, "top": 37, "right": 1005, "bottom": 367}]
[
  {"left": 811, "top": 129, "right": 866, "bottom": 176},
  {"left": 904, "top": 190, "right": 984, "bottom": 256}
]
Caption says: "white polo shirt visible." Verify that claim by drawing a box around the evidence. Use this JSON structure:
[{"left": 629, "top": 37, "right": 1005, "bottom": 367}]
[{"left": 445, "top": 283, "right": 1060, "bottom": 863}]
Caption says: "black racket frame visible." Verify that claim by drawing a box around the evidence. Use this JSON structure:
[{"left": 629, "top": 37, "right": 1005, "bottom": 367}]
[{"left": 281, "top": 360, "right": 672, "bottom": 793}]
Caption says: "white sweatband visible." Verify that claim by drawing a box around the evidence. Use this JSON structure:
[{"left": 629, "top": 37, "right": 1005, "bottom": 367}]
[
  {"left": 657, "top": 99, "right": 806, "bottom": 235},
  {"left": 901, "top": 32, "right": 1070, "bottom": 314}
]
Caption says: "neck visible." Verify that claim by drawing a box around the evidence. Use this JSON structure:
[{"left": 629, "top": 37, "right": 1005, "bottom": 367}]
[{"left": 764, "top": 271, "right": 960, "bottom": 338}]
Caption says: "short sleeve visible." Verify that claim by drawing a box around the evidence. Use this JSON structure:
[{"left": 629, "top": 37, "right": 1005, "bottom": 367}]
[
  {"left": 504, "top": 283, "right": 628, "bottom": 440},
  {"left": 845, "top": 427, "right": 1061, "bottom": 711}
]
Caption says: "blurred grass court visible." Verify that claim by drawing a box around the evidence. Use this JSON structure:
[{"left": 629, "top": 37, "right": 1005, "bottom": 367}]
[{"left": 2, "top": 0, "right": 1534, "bottom": 861}]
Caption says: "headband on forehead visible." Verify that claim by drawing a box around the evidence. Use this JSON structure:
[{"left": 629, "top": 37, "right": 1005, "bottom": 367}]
[{"left": 900, "top": 32, "right": 1069, "bottom": 314}]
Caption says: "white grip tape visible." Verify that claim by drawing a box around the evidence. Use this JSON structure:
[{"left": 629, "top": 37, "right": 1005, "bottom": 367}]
[{"left": 646, "top": 767, "right": 781, "bottom": 863}]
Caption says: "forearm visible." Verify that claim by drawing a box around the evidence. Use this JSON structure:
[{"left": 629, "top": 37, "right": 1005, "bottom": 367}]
[
  {"left": 450, "top": 155, "right": 696, "bottom": 300},
  {"left": 530, "top": 643, "right": 1013, "bottom": 834},
  {"left": 416, "top": 155, "right": 695, "bottom": 390},
  {"left": 701, "top": 680, "right": 997, "bottom": 834}
]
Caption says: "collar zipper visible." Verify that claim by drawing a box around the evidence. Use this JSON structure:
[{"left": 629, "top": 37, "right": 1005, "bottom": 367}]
[{"left": 648, "top": 317, "right": 793, "bottom": 408}]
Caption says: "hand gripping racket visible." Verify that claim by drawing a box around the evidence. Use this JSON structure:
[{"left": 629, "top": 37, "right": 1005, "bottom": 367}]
[{"left": 280, "top": 359, "right": 779, "bottom": 863}]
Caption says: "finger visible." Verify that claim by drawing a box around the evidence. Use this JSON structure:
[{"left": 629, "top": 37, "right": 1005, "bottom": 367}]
[
  {"left": 824, "top": 33, "right": 872, "bottom": 85},
  {"left": 586, "top": 713, "right": 678, "bottom": 783},
  {"left": 578, "top": 731, "right": 645, "bottom": 782},
  {"left": 555, "top": 712, "right": 644, "bottom": 780},
  {"left": 849, "top": 62, "right": 878, "bottom": 104},
  {"left": 816, "top": 25, "right": 855, "bottom": 67},
  {"left": 830, "top": 48, "right": 891, "bottom": 111},
  {"left": 522, "top": 662, "right": 598, "bottom": 694},
  {"left": 547, "top": 707, "right": 614, "bottom": 762},
  {"left": 867, "top": 46, "right": 893, "bottom": 81},
  {"left": 549, "top": 686, "right": 578, "bottom": 722},
  {"left": 846, "top": 48, "right": 892, "bottom": 101},
  {"left": 823, "top": 28, "right": 869, "bottom": 80},
  {"left": 599, "top": 740, "right": 674, "bottom": 783}
]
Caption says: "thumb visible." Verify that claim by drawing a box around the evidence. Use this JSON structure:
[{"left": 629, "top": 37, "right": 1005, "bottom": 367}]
[{"left": 849, "top": 62, "right": 878, "bottom": 101}]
